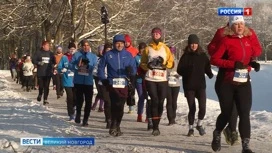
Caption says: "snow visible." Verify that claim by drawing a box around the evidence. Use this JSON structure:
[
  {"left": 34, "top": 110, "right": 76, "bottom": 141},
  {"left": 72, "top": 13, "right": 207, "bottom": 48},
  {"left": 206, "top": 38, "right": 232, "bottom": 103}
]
[{"left": 0, "top": 63, "right": 272, "bottom": 153}]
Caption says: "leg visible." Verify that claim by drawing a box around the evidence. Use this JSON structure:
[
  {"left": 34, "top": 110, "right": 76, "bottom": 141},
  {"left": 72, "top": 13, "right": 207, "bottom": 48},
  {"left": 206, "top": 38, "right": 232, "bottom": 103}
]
[
  {"left": 65, "top": 87, "right": 74, "bottom": 117},
  {"left": 136, "top": 83, "right": 145, "bottom": 121},
  {"left": 171, "top": 86, "right": 180, "bottom": 122},
  {"left": 166, "top": 86, "right": 174, "bottom": 124},
  {"left": 74, "top": 84, "right": 84, "bottom": 124},
  {"left": 37, "top": 77, "right": 44, "bottom": 101},
  {"left": 43, "top": 76, "right": 51, "bottom": 101},
  {"left": 83, "top": 85, "right": 93, "bottom": 125}
]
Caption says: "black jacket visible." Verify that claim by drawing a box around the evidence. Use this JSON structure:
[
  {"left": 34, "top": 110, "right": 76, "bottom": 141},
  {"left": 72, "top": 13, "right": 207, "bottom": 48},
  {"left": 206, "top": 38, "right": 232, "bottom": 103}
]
[
  {"left": 177, "top": 48, "right": 213, "bottom": 91},
  {"left": 32, "top": 50, "right": 56, "bottom": 77}
]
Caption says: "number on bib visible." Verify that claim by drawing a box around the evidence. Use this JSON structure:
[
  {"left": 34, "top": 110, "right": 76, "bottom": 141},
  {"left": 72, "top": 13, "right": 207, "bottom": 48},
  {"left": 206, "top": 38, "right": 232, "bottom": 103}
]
[{"left": 112, "top": 78, "right": 125, "bottom": 88}]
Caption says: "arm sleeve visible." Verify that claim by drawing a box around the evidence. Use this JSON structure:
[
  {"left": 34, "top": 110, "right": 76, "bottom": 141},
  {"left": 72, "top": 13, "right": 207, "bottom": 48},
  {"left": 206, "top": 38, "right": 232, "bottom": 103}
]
[
  {"left": 165, "top": 46, "right": 174, "bottom": 69},
  {"left": 140, "top": 47, "right": 149, "bottom": 71},
  {"left": 204, "top": 54, "right": 213, "bottom": 78},
  {"left": 177, "top": 55, "right": 185, "bottom": 76},
  {"left": 97, "top": 55, "right": 107, "bottom": 81},
  {"left": 210, "top": 39, "right": 235, "bottom": 68},
  {"left": 250, "top": 29, "right": 262, "bottom": 57},
  {"left": 208, "top": 29, "right": 223, "bottom": 56},
  {"left": 32, "top": 51, "right": 38, "bottom": 65},
  {"left": 57, "top": 56, "right": 65, "bottom": 73}
]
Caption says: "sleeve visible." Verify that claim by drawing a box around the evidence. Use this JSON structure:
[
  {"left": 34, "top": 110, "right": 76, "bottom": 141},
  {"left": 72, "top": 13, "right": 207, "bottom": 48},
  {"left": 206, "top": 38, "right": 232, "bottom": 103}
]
[
  {"left": 250, "top": 29, "right": 262, "bottom": 57},
  {"left": 204, "top": 54, "right": 213, "bottom": 78},
  {"left": 57, "top": 56, "right": 65, "bottom": 73},
  {"left": 177, "top": 54, "right": 186, "bottom": 76},
  {"left": 51, "top": 52, "right": 56, "bottom": 65},
  {"left": 165, "top": 45, "right": 174, "bottom": 69},
  {"left": 130, "top": 55, "right": 137, "bottom": 76},
  {"left": 210, "top": 38, "right": 236, "bottom": 68},
  {"left": 208, "top": 29, "right": 223, "bottom": 56},
  {"left": 32, "top": 51, "right": 39, "bottom": 65},
  {"left": 140, "top": 47, "right": 149, "bottom": 71},
  {"left": 88, "top": 54, "right": 97, "bottom": 72},
  {"left": 70, "top": 52, "right": 78, "bottom": 70},
  {"left": 97, "top": 55, "right": 107, "bottom": 81}
]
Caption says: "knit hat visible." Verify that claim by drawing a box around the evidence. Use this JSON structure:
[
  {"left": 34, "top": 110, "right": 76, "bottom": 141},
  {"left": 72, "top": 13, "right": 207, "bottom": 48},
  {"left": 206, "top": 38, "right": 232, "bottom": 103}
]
[
  {"left": 68, "top": 42, "right": 76, "bottom": 49},
  {"left": 188, "top": 34, "right": 199, "bottom": 44},
  {"left": 113, "top": 34, "right": 125, "bottom": 44},
  {"left": 124, "top": 34, "right": 132, "bottom": 43},
  {"left": 56, "top": 45, "right": 62, "bottom": 50},
  {"left": 229, "top": 15, "right": 245, "bottom": 27},
  {"left": 169, "top": 46, "right": 176, "bottom": 54},
  {"left": 151, "top": 27, "right": 162, "bottom": 35}
]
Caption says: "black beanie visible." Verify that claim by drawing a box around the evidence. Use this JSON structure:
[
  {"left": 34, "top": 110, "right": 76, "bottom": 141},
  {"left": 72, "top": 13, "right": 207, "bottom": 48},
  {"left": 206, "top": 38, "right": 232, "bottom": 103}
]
[
  {"left": 188, "top": 34, "right": 199, "bottom": 44},
  {"left": 138, "top": 42, "right": 147, "bottom": 50}
]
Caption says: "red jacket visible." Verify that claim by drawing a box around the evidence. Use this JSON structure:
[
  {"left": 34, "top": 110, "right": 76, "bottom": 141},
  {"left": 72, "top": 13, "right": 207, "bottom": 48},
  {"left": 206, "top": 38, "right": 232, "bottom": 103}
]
[
  {"left": 210, "top": 27, "right": 262, "bottom": 82},
  {"left": 208, "top": 25, "right": 262, "bottom": 57},
  {"left": 126, "top": 45, "right": 138, "bottom": 57}
]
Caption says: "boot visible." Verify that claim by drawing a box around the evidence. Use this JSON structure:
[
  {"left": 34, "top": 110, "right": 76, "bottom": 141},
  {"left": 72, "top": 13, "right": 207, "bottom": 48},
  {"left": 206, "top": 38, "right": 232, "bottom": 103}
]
[
  {"left": 137, "top": 114, "right": 142, "bottom": 122},
  {"left": 152, "top": 129, "right": 160, "bottom": 136},
  {"left": 211, "top": 130, "right": 221, "bottom": 152},
  {"left": 231, "top": 131, "right": 239, "bottom": 146},
  {"left": 242, "top": 138, "right": 255, "bottom": 153},
  {"left": 109, "top": 120, "right": 117, "bottom": 136},
  {"left": 152, "top": 118, "right": 160, "bottom": 136},
  {"left": 115, "top": 127, "right": 123, "bottom": 136}
]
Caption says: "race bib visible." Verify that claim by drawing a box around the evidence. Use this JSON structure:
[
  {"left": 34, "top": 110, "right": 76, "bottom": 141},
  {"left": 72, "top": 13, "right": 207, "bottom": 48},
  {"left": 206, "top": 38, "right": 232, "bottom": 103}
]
[
  {"left": 68, "top": 71, "right": 74, "bottom": 77},
  {"left": 42, "top": 57, "right": 50, "bottom": 63},
  {"left": 78, "top": 66, "right": 89, "bottom": 76},
  {"left": 112, "top": 78, "right": 125, "bottom": 88},
  {"left": 168, "top": 76, "right": 178, "bottom": 85},
  {"left": 233, "top": 69, "right": 248, "bottom": 83},
  {"left": 148, "top": 69, "right": 166, "bottom": 80}
]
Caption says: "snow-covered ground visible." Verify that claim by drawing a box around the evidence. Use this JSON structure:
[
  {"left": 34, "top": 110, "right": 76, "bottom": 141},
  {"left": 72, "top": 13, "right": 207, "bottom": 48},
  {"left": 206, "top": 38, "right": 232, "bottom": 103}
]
[{"left": 0, "top": 63, "right": 271, "bottom": 153}]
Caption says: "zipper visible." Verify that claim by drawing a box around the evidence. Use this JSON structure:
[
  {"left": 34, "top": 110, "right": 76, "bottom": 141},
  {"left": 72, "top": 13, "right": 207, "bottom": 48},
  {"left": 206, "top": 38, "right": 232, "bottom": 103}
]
[
  {"left": 239, "top": 39, "right": 246, "bottom": 63},
  {"left": 118, "top": 52, "right": 120, "bottom": 77}
]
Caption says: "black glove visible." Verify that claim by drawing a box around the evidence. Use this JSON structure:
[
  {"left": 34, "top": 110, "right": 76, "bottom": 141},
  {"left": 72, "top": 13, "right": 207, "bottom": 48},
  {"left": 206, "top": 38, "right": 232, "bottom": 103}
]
[
  {"left": 234, "top": 61, "right": 247, "bottom": 69},
  {"left": 102, "top": 79, "right": 109, "bottom": 86},
  {"left": 156, "top": 56, "right": 164, "bottom": 65},
  {"left": 208, "top": 73, "right": 214, "bottom": 79},
  {"left": 249, "top": 61, "right": 260, "bottom": 72},
  {"left": 125, "top": 66, "right": 133, "bottom": 76},
  {"left": 81, "top": 58, "right": 89, "bottom": 65}
]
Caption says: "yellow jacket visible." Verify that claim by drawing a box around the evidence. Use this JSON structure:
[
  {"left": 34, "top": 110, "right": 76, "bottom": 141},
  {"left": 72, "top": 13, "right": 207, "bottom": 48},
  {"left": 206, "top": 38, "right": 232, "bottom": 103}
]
[{"left": 140, "top": 41, "right": 174, "bottom": 71}]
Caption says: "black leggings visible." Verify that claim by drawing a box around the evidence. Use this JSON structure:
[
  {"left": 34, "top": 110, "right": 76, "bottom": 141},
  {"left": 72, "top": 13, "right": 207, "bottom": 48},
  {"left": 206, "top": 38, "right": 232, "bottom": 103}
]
[
  {"left": 74, "top": 84, "right": 93, "bottom": 124},
  {"left": 56, "top": 73, "right": 63, "bottom": 95},
  {"left": 38, "top": 76, "right": 51, "bottom": 100},
  {"left": 215, "top": 78, "right": 238, "bottom": 132},
  {"left": 101, "top": 85, "right": 111, "bottom": 121},
  {"left": 215, "top": 81, "right": 252, "bottom": 139},
  {"left": 166, "top": 86, "right": 180, "bottom": 123},
  {"left": 146, "top": 81, "right": 168, "bottom": 129},
  {"left": 185, "top": 89, "right": 206, "bottom": 125}
]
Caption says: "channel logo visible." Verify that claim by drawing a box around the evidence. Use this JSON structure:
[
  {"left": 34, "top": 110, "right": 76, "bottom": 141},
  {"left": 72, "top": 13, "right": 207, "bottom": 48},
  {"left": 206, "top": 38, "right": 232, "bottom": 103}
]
[
  {"left": 218, "top": 7, "right": 252, "bottom": 16},
  {"left": 20, "top": 137, "right": 95, "bottom": 146}
]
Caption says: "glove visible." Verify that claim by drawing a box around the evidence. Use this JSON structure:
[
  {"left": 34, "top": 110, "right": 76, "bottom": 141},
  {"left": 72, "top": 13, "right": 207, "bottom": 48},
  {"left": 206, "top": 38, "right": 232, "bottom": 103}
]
[
  {"left": 234, "top": 61, "right": 247, "bottom": 69},
  {"left": 61, "top": 68, "right": 67, "bottom": 73},
  {"left": 38, "top": 61, "right": 44, "bottom": 66},
  {"left": 250, "top": 61, "right": 260, "bottom": 72},
  {"left": 208, "top": 73, "right": 214, "bottom": 79},
  {"left": 125, "top": 66, "right": 133, "bottom": 76},
  {"left": 102, "top": 79, "right": 110, "bottom": 86},
  {"left": 156, "top": 56, "right": 164, "bottom": 65}
]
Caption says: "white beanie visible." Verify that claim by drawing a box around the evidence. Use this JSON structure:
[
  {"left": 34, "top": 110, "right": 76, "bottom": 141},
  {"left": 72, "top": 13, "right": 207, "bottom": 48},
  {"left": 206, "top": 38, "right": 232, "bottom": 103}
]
[{"left": 229, "top": 15, "right": 245, "bottom": 27}]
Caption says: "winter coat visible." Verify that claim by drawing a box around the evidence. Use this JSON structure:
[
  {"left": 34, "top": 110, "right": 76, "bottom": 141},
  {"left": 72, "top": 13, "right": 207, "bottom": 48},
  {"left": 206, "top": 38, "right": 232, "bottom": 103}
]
[
  {"left": 167, "top": 57, "right": 181, "bottom": 87},
  {"left": 97, "top": 48, "right": 136, "bottom": 86},
  {"left": 210, "top": 26, "right": 262, "bottom": 83},
  {"left": 9, "top": 58, "right": 17, "bottom": 69},
  {"left": 177, "top": 48, "right": 213, "bottom": 91},
  {"left": 22, "top": 62, "right": 34, "bottom": 76},
  {"left": 126, "top": 45, "right": 138, "bottom": 58},
  {"left": 32, "top": 50, "right": 56, "bottom": 77},
  {"left": 64, "top": 52, "right": 73, "bottom": 62},
  {"left": 57, "top": 55, "right": 74, "bottom": 87},
  {"left": 140, "top": 41, "right": 174, "bottom": 82},
  {"left": 71, "top": 50, "right": 97, "bottom": 85},
  {"left": 208, "top": 25, "right": 261, "bottom": 57}
]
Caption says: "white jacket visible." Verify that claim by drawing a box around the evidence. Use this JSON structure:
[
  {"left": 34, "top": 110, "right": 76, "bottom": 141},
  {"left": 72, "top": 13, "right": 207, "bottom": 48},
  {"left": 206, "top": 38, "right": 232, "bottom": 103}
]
[{"left": 23, "top": 62, "right": 34, "bottom": 76}]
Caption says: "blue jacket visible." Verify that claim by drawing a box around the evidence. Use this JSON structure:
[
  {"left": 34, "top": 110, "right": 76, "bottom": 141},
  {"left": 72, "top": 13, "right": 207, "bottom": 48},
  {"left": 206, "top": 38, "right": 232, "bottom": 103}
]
[
  {"left": 57, "top": 55, "right": 74, "bottom": 87},
  {"left": 135, "top": 54, "right": 142, "bottom": 84},
  {"left": 71, "top": 50, "right": 97, "bottom": 85},
  {"left": 98, "top": 48, "right": 136, "bottom": 85}
]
